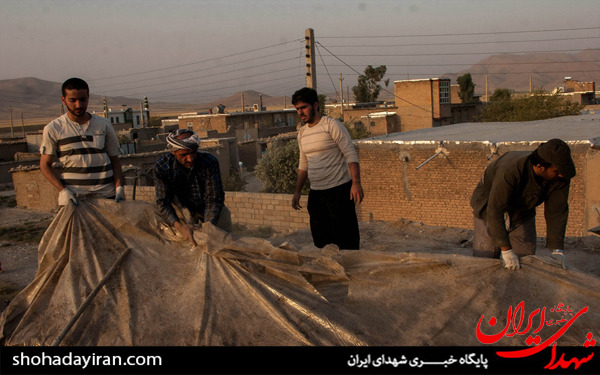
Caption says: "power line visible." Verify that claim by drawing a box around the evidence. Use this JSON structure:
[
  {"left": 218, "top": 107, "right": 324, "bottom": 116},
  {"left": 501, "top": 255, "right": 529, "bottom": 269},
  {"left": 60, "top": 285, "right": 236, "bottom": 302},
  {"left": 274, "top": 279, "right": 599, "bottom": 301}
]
[
  {"left": 318, "top": 26, "right": 600, "bottom": 38},
  {"left": 88, "top": 39, "right": 303, "bottom": 81},
  {"left": 92, "top": 48, "right": 302, "bottom": 91},
  {"left": 2, "top": 25, "right": 598, "bottom": 121},
  {"left": 324, "top": 36, "right": 600, "bottom": 48},
  {"left": 328, "top": 48, "right": 600, "bottom": 58},
  {"left": 315, "top": 42, "right": 432, "bottom": 114},
  {"left": 318, "top": 69, "right": 600, "bottom": 78},
  {"left": 97, "top": 57, "right": 301, "bottom": 96},
  {"left": 315, "top": 44, "right": 339, "bottom": 100}
]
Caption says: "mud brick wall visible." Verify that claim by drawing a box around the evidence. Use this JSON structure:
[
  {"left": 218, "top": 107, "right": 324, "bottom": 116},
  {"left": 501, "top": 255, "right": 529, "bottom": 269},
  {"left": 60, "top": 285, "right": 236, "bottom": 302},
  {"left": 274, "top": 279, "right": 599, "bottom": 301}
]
[
  {"left": 11, "top": 166, "right": 59, "bottom": 211},
  {"left": 355, "top": 141, "right": 590, "bottom": 238}
]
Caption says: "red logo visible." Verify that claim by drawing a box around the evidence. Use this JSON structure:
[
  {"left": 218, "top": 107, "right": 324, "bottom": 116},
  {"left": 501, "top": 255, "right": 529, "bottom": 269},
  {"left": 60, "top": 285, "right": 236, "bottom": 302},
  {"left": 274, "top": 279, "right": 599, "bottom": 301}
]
[{"left": 476, "top": 301, "right": 595, "bottom": 370}]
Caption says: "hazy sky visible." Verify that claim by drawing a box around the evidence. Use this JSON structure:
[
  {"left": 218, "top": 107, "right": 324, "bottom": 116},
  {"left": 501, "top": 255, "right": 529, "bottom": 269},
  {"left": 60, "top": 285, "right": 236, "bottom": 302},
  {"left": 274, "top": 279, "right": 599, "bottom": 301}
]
[{"left": 1, "top": 0, "right": 598, "bottom": 102}]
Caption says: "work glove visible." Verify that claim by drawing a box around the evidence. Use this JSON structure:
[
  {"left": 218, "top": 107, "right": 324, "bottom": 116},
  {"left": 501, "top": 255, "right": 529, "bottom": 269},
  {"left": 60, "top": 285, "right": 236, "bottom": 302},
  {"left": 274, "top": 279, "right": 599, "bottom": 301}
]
[
  {"left": 58, "top": 187, "right": 78, "bottom": 206},
  {"left": 115, "top": 186, "right": 126, "bottom": 203},
  {"left": 551, "top": 249, "right": 567, "bottom": 270},
  {"left": 501, "top": 249, "right": 520, "bottom": 270}
]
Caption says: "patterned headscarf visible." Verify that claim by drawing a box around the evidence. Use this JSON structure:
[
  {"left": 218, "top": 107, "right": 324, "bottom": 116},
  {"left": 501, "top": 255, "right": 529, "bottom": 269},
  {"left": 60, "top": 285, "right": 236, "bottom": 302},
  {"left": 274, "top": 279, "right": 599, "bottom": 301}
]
[{"left": 166, "top": 129, "right": 201, "bottom": 151}]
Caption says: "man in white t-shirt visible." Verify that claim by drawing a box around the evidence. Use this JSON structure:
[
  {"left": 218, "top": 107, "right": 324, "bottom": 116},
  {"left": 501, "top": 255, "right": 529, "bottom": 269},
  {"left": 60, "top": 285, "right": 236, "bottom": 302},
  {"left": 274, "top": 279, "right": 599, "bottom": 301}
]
[
  {"left": 39, "top": 78, "right": 124, "bottom": 206},
  {"left": 291, "top": 87, "right": 364, "bottom": 249}
]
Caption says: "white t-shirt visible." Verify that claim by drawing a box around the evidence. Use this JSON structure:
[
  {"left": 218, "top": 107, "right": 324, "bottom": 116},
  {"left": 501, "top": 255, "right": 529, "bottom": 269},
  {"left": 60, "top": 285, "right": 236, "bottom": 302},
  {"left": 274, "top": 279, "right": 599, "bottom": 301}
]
[
  {"left": 297, "top": 116, "right": 359, "bottom": 190},
  {"left": 40, "top": 113, "right": 121, "bottom": 198}
]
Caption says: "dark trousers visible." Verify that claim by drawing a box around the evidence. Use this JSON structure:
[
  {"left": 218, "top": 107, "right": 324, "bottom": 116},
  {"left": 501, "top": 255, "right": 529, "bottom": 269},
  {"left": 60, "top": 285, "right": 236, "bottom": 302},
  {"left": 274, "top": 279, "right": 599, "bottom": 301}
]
[
  {"left": 472, "top": 215, "right": 537, "bottom": 258},
  {"left": 307, "top": 181, "right": 360, "bottom": 250}
]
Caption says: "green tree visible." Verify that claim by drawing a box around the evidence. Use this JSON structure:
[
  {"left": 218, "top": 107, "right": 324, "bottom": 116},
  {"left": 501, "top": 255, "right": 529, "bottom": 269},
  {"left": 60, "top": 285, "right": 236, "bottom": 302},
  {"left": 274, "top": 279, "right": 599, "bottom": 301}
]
[
  {"left": 457, "top": 73, "right": 475, "bottom": 103},
  {"left": 480, "top": 89, "right": 583, "bottom": 122},
  {"left": 342, "top": 117, "right": 371, "bottom": 139},
  {"left": 489, "top": 88, "right": 512, "bottom": 102},
  {"left": 352, "top": 65, "right": 389, "bottom": 103},
  {"left": 222, "top": 168, "right": 247, "bottom": 191},
  {"left": 318, "top": 94, "right": 327, "bottom": 116},
  {"left": 254, "top": 140, "right": 309, "bottom": 194},
  {"left": 148, "top": 115, "right": 163, "bottom": 127}
]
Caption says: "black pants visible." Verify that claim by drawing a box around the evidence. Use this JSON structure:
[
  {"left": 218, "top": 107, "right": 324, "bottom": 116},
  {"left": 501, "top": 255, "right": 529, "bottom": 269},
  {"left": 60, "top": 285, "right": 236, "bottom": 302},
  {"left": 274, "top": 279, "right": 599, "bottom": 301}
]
[{"left": 307, "top": 181, "right": 360, "bottom": 250}]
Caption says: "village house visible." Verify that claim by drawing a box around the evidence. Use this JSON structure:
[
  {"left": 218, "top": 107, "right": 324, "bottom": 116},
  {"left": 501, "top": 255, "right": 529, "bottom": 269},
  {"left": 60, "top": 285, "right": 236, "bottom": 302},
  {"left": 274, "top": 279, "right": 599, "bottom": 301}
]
[
  {"left": 178, "top": 109, "right": 300, "bottom": 142},
  {"left": 333, "top": 77, "right": 483, "bottom": 136}
]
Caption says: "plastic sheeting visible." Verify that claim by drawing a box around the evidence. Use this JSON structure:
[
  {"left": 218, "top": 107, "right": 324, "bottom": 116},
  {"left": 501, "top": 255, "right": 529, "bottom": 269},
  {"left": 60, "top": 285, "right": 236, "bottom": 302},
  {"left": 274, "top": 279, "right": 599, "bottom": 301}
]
[{"left": 1, "top": 199, "right": 599, "bottom": 346}]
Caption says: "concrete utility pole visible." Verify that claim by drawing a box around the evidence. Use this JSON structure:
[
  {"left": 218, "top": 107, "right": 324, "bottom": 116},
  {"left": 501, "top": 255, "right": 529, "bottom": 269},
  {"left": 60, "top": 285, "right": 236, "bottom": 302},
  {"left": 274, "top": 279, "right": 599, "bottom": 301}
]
[
  {"left": 339, "top": 73, "right": 344, "bottom": 116},
  {"left": 530, "top": 76, "right": 533, "bottom": 93},
  {"left": 305, "top": 28, "right": 317, "bottom": 90},
  {"left": 21, "top": 113, "right": 25, "bottom": 137},
  {"left": 103, "top": 97, "right": 108, "bottom": 118},
  {"left": 485, "top": 75, "right": 489, "bottom": 102},
  {"left": 241, "top": 93, "right": 245, "bottom": 112},
  {"left": 9, "top": 106, "right": 14, "bottom": 137}
]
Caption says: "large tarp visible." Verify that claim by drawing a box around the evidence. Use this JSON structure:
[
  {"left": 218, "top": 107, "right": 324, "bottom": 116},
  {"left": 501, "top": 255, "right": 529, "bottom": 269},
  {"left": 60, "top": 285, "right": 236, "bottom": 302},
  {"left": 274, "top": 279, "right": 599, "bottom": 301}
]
[{"left": 1, "top": 199, "right": 599, "bottom": 346}]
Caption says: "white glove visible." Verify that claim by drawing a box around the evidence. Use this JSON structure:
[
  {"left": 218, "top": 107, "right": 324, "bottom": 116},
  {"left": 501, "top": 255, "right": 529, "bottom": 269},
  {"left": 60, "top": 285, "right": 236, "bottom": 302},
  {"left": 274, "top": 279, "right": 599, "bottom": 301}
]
[
  {"left": 501, "top": 249, "right": 520, "bottom": 270},
  {"left": 58, "top": 188, "right": 78, "bottom": 206},
  {"left": 115, "top": 186, "right": 126, "bottom": 203},
  {"left": 551, "top": 249, "right": 567, "bottom": 270}
]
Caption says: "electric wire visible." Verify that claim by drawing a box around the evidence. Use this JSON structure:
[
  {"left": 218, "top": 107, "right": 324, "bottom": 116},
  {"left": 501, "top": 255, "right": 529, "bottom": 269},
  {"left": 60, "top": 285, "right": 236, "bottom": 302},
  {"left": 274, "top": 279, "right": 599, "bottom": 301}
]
[{"left": 1, "top": 25, "right": 598, "bottom": 126}]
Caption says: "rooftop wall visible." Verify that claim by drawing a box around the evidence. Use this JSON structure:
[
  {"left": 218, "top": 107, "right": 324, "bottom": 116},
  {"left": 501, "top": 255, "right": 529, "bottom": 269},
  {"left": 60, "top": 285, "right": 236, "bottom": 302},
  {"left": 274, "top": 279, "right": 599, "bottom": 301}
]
[{"left": 354, "top": 140, "right": 596, "bottom": 238}]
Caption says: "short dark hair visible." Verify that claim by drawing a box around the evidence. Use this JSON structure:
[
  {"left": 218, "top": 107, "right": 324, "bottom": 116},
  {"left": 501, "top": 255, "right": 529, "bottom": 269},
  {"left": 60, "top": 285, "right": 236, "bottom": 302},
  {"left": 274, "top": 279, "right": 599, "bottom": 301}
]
[
  {"left": 62, "top": 78, "right": 89, "bottom": 97},
  {"left": 291, "top": 87, "right": 318, "bottom": 106},
  {"left": 530, "top": 149, "right": 552, "bottom": 168}
]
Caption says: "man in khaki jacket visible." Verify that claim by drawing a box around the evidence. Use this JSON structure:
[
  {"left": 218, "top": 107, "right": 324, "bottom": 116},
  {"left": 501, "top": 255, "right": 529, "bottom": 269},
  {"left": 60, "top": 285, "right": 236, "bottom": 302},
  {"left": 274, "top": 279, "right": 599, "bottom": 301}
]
[{"left": 470, "top": 139, "right": 576, "bottom": 270}]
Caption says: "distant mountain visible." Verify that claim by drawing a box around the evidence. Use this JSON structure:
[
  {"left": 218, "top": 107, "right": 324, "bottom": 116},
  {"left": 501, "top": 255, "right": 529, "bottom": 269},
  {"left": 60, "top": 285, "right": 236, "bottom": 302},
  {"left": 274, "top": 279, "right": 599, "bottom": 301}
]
[
  {"left": 0, "top": 77, "right": 200, "bottom": 125},
  {"left": 1, "top": 49, "right": 597, "bottom": 127},
  {"left": 445, "top": 48, "right": 600, "bottom": 95}
]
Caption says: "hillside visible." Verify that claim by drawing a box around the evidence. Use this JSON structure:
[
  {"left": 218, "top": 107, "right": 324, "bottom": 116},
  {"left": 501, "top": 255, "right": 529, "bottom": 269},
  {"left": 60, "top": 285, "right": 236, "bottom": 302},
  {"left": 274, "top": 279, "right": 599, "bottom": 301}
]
[{"left": 446, "top": 48, "right": 600, "bottom": 94}]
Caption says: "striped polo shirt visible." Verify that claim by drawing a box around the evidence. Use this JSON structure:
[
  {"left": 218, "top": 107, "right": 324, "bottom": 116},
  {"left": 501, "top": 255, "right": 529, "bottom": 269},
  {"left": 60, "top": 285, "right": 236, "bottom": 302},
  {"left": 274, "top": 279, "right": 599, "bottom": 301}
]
[
  {"left": 297, "top": 116, "right": 359, "bottom": 190},
  {"left": 40, "top": 113, "right": 121, "bottom": 198}
]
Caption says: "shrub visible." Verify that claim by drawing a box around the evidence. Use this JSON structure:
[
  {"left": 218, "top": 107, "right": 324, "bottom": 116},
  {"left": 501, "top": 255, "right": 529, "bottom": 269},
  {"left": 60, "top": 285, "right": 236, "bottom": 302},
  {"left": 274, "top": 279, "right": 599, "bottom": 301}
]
[{"left": 254, "top": 140, "right": 309, "bottom": 194}]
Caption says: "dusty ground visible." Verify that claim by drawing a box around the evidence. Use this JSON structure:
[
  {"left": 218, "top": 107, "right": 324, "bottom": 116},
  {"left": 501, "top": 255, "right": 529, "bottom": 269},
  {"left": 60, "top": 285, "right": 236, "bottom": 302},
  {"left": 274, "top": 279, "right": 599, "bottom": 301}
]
[{"left": 1, "top": 187, "right": 600, "bottom": 315}]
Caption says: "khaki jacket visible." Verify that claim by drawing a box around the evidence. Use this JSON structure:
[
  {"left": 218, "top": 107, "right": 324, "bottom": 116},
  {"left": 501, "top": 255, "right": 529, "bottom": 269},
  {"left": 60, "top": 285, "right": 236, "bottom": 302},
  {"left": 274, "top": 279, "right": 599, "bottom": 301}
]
[{"left": 470, "top": 151, "right": 571, "bottom": 249}]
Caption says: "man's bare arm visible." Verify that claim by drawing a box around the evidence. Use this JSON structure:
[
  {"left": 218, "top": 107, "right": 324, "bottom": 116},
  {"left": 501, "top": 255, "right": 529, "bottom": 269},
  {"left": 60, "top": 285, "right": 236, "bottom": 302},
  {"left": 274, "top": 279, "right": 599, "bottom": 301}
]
[
  {"left": 292, "top": 169, "right": 308, "bottom": 210},
  {"left": 40, "top": 154, "right": 65, "bottom": 192},
  {"left": 109, "top": 155, "right": 124, "bottom": 188},
  {"left": 348, "top": 162, "right": 364, "bottom": 204}
]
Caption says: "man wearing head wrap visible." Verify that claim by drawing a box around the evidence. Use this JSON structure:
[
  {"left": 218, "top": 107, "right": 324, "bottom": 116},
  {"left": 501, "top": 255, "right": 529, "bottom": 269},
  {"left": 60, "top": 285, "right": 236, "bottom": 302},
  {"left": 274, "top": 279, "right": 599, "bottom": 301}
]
[
  {"left": 470, "top": 138, "right": 576, "bottom": 270},
  {"left": 154, "top": 129, "right": 230, "bottom": 246}
]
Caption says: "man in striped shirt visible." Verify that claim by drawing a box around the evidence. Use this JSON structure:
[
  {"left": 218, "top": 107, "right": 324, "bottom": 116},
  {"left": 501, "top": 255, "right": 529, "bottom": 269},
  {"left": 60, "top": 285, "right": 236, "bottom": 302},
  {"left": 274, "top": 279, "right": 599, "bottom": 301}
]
[
  {"left": 291, "top": 87, "right": 364, "bottom": 250},
  {"left": 40, "top": 78, "right": 124, "bottom": 206}
]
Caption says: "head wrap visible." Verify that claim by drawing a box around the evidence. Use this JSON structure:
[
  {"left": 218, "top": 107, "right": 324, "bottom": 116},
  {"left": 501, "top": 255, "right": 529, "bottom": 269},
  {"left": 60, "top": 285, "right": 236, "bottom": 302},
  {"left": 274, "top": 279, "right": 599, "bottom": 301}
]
[{"left": 166, "top": 129, "right": 201, "bottom": 151}]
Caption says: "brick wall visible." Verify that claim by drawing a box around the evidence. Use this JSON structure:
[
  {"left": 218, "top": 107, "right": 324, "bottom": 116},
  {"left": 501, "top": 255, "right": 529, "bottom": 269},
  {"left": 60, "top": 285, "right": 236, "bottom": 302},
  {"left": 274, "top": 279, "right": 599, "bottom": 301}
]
[
  {"left": 123, "top": 186, "right": 310, "bottom": 231},
  {"left": 225, "top": 191, "right": 309, "bottom": 230},
  {"left": 355, "top": 141, "right": 592, "bottom": 237},
  {"left": 10, "top": 141, "right": 597, "bottom": 238}
]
